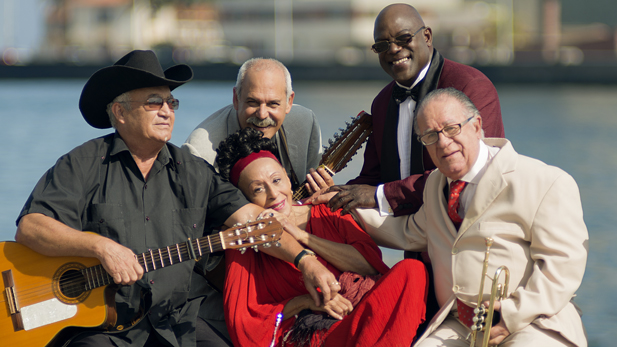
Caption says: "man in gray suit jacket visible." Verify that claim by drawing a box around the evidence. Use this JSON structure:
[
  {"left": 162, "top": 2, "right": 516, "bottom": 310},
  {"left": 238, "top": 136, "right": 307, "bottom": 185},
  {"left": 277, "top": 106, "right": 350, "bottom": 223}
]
[
  {"left": 354, "top": 88, "right": 588, "bottom": 346},
  {"left": 183, "top": 58, "right": 332, "bottom": 346},
  {"left": 184, "top": 57, "right": 332, "bottom": 192}
]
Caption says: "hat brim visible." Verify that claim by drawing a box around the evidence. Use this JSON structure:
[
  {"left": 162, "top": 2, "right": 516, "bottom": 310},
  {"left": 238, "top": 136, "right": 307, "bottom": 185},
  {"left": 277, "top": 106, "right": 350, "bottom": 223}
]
[{"left": 79, "top": 64, "right": 193, "bottom": 129}]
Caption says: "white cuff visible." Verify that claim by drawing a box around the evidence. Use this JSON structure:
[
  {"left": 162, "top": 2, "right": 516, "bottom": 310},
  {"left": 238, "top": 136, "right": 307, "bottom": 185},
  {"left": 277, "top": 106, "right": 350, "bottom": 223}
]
[{"left": 376, "top": 184, "right": 394, "bottom": 216}]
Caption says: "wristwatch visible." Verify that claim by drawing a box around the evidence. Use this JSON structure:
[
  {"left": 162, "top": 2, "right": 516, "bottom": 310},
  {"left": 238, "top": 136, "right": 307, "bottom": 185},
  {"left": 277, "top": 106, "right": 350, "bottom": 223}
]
[{"left": 293, "top": 249, "right": 316, "bottom": 268}]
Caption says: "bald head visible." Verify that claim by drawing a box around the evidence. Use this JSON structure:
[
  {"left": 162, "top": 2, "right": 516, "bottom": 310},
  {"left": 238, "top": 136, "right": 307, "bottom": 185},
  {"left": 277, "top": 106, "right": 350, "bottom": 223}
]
[
  {"left": 234, "top": 58, "right": 293, "bottom": 99},
  {"left": 373, "top": 3, "right": 432, "bottom": 86},
  {"left": 374, "top": 3, "right": 424, "bottom": 35}
]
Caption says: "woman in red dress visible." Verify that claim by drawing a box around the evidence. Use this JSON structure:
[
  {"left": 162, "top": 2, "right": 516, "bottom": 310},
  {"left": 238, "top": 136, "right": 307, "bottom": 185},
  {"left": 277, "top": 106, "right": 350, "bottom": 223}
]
[{"left": 216, "top": 128, "right": 427, "bottom": 347}]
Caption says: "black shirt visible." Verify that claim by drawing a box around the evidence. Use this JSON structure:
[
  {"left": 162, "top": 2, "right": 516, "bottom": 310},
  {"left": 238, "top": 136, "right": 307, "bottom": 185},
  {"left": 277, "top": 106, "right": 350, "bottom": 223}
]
[{"left": 18, "top": 132, "right": 249, "bottom": 347}]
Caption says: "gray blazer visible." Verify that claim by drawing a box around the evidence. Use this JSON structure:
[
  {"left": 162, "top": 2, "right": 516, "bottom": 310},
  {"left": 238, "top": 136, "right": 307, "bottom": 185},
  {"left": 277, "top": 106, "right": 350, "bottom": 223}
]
[{"left": 183, "top": 103, "right": 322, "bottom": 179}]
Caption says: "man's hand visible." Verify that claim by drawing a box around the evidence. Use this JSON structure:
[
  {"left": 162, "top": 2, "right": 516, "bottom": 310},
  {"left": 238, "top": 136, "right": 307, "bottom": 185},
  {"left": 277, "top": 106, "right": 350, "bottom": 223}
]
[
  {"left": 298, "top": 256, "right": 340, "bottom": 307},
  {"left": 305, "top": 167, "right": 334, "bottom": 195},
  {"left": 484, "top": 300, "right": 511, "bottom": 346},
  {"left": 97, "top": 238, "right": 144, "bottom": 285},
  {"left": 326, "top": 184, "right": 377, "bottom": 215}
]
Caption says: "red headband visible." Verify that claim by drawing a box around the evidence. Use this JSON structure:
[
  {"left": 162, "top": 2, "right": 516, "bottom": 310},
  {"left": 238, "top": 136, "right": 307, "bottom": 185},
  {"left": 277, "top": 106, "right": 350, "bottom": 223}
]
[{"left": 230, "top": 150, "right": 281, "bottom": 186}]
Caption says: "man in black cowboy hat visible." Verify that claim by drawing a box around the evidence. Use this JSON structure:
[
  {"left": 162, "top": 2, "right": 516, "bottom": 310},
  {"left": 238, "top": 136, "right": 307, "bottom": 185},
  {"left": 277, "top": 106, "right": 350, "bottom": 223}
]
[{"left": 15, "top": 50, "right": 341, "bottom": 347}]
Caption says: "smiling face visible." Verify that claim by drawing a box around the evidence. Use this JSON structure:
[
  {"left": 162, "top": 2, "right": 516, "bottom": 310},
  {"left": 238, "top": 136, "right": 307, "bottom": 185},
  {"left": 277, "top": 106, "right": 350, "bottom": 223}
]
[
  {"left": 373, "top": 4, "right": 432, "bottom": 87},
  {"left": 416, "top": 94, "right": 483, "bottom": 180},
  {"left": 233, "top": 63, "right": 294, "bottom": 139},
  {"left": 237, "top": 157, "right": 293, "bottom": 216},
  {"left": 115, "top": 86, "right": 175, "bottom": 146}
]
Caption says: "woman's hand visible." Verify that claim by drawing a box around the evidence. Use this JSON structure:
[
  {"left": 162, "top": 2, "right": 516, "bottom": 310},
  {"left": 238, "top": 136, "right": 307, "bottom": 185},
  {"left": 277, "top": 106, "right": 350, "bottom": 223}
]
[
  {"left": 309, "top": 293, "right": 353, "bottom": 320},
  {"left": 259, "top": 209, "right": 308, "bottom": 244}
]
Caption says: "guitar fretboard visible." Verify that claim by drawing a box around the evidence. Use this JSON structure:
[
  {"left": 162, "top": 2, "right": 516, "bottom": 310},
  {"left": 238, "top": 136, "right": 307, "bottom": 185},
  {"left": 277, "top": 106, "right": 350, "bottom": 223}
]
[{"left": 82, "top": 235, "right": 223, "bottom": 290}]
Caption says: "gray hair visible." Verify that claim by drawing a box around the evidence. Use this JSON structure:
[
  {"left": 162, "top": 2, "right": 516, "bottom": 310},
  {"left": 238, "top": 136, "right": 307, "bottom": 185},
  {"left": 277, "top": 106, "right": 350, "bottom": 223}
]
[
  {"left": 235, "top": 58, "right": 293, "bottom": 99},
  {"left": 106, "top": 92, "right": 132, "bottom": 129},
  {"left": 413, "top": 87, "right": 482, "bottom": 136}
]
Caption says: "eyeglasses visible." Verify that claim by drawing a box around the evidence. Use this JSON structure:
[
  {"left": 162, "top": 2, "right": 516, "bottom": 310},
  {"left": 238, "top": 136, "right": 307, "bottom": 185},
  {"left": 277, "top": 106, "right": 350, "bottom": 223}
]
[
  {"left": 372, "top": 26, "right": 426, "bottom": 53},
  {"left": 124, "top": 96, "right": 179, "bottom": 111},
  {"left": 418, "top": 116, "right": 476, "bottom": 146}
]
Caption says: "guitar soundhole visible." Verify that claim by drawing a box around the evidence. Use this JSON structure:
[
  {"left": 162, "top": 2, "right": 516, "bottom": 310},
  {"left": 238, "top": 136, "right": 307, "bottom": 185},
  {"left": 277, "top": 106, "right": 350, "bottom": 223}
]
[
  {"left": 59, "top": 270, "right": 87, "bottom": 298},
  {"left": 52, "top": 262, "right": 90, "bottom": 304}
]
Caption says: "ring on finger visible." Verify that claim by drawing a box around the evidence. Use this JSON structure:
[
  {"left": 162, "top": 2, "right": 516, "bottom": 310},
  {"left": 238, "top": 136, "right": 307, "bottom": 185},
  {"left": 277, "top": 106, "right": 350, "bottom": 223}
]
[{"left": 330, "top": 281, "right": 340, "bottom": 286}]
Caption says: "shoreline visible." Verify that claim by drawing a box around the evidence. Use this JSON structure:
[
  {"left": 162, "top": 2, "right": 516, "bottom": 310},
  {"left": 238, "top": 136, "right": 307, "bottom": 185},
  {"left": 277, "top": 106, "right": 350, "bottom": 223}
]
[{"left": 2, "top": 63, "right": 617, "bottom": 84}]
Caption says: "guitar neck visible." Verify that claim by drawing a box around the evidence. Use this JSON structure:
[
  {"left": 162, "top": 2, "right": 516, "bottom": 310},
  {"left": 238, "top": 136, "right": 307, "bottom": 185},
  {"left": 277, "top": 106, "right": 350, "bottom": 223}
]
[
  {"left": 292, "top": 111, "right": 372, "bottom": 201},
  {"left": 82, "top": 234, "right": 224, "bottom": 291}
]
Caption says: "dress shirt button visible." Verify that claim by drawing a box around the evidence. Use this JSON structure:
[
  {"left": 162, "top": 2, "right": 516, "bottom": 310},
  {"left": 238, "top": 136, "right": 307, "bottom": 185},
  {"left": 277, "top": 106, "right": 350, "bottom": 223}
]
[
  {"left": 146, "top": 216, "right": 150, "bottom": 221},
  {"left": 193, "top": 224, "right": 197, "bottom": 228},
  {"left": 452, "top": 247, "right": 459, "bottom": 254},
  {"left": 150, "top": 280, "right": 154, "bottom": 285},
  {"left": 144, "top": 184, "right": 147, "bottom": 189},
  {"left": 453, "top": 285, "right": 460, "bottom": 293}
]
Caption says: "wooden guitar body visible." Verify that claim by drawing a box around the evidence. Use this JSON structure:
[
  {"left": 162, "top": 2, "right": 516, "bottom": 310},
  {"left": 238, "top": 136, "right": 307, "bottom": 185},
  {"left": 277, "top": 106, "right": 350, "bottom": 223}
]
[
  {"left": 0, "top": 241, "right": 116, "bottom": 346},
  {"left": 0, "top": 217, "right": 282, "bottom": 346}
]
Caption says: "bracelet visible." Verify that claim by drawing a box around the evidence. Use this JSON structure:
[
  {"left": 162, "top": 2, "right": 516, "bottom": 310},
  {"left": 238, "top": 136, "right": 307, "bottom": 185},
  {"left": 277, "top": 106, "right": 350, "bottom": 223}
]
[{"left": 293, "top": 249, "right": 316, "bottom": 268}]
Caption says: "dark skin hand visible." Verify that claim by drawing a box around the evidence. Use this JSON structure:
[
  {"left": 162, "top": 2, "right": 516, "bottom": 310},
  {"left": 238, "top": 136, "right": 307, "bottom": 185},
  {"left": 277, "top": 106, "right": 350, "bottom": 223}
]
[{"left": 326, "top": 184, "right": 377, "bottom": 215}]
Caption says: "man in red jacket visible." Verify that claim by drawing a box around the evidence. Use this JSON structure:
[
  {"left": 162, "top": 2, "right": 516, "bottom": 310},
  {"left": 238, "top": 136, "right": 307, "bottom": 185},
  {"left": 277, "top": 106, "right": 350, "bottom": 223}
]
[{"left": 327, "top": 3, "right": 504, "bottom": 217}]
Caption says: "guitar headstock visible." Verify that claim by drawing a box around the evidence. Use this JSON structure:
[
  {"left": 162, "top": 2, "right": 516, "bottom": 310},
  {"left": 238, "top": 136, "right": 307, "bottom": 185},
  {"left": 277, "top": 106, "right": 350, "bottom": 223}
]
[{"left": 220, "top": 217, "right": 283, "bottom": 254}]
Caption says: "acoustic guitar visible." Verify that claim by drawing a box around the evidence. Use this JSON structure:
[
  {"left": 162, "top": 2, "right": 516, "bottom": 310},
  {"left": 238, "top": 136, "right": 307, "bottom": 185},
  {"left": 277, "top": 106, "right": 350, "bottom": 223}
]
[
  {"left": 0, "top": 218, "right": 282, "bottom": 346},
  {"left": 292, "top": 110, "right": 373, "bottom": 201}
]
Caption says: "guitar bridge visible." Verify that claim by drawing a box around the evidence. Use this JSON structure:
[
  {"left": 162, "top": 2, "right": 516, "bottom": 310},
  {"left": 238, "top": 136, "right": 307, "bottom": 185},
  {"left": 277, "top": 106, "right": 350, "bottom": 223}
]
[{"left": 2, "top": 269, "right": 24, "bottom": 331}]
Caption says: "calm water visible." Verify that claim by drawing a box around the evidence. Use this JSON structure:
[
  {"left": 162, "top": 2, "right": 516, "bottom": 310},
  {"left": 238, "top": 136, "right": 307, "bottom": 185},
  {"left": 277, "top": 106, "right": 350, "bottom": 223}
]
[{"left": 1, "top": 79, "right": 616, "bottom": 346}]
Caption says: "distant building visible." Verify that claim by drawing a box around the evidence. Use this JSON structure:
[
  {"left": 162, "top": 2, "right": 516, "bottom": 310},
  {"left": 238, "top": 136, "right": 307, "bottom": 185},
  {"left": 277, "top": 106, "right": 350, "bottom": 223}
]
[{"left": 31, "top": 0, "right": 617, "bottom": 66}]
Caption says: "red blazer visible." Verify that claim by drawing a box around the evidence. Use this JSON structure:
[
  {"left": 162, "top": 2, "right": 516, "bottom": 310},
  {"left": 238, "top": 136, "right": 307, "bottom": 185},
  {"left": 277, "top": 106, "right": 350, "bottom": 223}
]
[{"left": 349, "top": 56, "right": 504, "bottom": 216}]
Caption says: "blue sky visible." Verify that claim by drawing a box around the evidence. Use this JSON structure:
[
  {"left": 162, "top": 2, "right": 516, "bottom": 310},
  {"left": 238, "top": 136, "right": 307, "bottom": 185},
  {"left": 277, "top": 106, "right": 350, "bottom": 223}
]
[{"left": 1, "top": 0, "right": 45, "bottom": 52}]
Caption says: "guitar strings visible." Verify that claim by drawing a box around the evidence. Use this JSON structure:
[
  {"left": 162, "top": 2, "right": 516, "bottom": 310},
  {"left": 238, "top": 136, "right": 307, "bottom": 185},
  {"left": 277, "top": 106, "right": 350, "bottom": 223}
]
[
  {"left": 1, "top": 228, "right": 273, "bottom": 308},
  {"left": 0, "top": 238, "right": 228, "bottom": 307}
]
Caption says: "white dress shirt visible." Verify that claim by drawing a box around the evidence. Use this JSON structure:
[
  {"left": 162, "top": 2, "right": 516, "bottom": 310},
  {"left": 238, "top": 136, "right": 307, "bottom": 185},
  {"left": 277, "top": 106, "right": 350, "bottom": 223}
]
[{"left": 376, "top": 61, "right": 430, "bottom": 216}]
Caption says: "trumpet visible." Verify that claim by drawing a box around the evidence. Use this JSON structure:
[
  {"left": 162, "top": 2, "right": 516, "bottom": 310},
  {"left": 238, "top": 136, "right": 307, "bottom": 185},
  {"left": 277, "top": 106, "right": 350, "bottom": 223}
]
[{"left": 469, "top": 237, "right": 510, "bottom": 347}]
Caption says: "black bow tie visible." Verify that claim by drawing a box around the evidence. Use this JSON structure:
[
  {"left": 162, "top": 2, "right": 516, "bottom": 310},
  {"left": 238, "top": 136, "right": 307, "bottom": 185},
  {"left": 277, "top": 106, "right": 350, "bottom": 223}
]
[{"left": 392, "top": 83, "right": 421, "bottom": 104}]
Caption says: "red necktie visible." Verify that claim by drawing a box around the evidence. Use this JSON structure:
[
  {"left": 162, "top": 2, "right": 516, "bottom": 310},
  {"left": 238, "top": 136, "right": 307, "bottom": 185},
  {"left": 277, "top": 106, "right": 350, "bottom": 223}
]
[{"left": 448, "top": 180, "right": 467, "bottom": 229}]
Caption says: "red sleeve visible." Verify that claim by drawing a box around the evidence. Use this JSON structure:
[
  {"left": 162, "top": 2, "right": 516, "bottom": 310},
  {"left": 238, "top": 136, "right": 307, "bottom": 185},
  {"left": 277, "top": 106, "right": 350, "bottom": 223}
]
[
  {"left": 311, "top": 204, "right": 390, "bottom": 275},
  {"left": 224, "top": 250, "right": 294, "bottom": 346}
]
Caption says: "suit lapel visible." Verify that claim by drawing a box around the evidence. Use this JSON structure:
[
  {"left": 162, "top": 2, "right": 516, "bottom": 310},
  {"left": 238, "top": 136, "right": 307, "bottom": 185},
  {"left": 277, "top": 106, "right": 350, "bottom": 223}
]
[{"left": 457, "top": 139, "right": 516, "bottom": 235}]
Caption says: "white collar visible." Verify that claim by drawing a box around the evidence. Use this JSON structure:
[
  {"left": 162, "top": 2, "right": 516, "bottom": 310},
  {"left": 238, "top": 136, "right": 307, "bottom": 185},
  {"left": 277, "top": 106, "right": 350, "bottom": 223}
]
[
  {"left": 447, "top": 139, "right": 491, "bottom": 185},
  {"left": 395, "top": 60, "right": 431, "bottom": 90}
]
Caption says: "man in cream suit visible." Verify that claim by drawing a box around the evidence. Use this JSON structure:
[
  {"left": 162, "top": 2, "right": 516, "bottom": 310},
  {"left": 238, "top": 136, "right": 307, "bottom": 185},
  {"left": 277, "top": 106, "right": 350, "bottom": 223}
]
[{"left": 354, "top": 88, "right": 588, "bottom": 346}]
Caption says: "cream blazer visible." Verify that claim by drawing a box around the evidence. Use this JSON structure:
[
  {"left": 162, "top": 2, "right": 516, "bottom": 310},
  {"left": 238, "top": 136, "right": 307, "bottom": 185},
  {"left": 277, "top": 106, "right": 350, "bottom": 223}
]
[{"left": 354, "top": 138, "right": 588, "bottom": 346}]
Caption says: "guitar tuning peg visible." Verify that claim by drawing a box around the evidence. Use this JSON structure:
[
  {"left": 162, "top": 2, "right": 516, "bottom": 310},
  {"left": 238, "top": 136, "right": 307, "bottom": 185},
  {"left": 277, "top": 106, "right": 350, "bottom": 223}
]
[
  {"left": 239, "top": 247, "right": 247, "bottom": 254},
  {"left": 263, "top": 242, "right": 272, "bottom": 248},
  {"left": 338, "top": 128, "right": 344, "bottom": 132},
  {"left": 251, "top": 245, "right": 259, "bottom": 252},
  {"left": 328, "top": 139, "right": 333, "bottom": 145}
]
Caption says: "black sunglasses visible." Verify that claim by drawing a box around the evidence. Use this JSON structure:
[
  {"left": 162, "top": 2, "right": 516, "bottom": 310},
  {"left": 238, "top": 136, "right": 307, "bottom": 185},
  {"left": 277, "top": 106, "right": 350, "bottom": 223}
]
[{"left": 372, "top": 26, "right": 426, "bottom": 54}]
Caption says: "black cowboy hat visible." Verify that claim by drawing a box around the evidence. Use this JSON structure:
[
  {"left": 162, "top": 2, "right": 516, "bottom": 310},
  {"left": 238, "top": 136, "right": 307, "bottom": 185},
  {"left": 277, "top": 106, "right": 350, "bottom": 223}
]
[{"left": 79, "top": 50, "right": 193, "bottom": 129}]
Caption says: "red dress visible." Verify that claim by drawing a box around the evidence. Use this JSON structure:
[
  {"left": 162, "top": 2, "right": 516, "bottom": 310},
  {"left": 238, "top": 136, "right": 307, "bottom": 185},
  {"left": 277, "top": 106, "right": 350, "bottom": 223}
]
[{"left": 224, "top": 204, "right": 427, "bottom": 347}]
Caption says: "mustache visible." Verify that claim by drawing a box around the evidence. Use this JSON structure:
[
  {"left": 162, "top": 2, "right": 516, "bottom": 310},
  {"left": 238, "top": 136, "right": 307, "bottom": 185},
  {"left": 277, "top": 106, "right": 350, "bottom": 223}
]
[{"left": 246, "top": 117, "right": 276, "bottom": 128}]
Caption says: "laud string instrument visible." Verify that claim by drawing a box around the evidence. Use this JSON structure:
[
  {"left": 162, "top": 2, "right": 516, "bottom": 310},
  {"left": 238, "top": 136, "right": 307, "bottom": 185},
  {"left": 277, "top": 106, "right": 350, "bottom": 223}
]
[
  {"left": 469, "top": 237, "right": 510, "bottom": 347},
  {"left": 0, "top": 217, "right": 283, "bottom": 347},
  {"left": 292, "top": 110, "right": 372, "bottom": 201}
]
